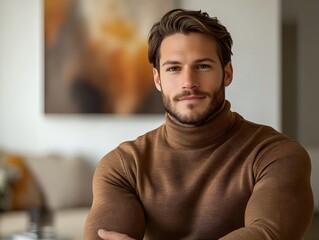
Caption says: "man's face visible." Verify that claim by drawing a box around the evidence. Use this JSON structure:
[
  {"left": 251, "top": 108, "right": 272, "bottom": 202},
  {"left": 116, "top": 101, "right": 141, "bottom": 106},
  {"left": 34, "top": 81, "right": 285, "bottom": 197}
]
[{"left": 153, "top": 33, "right": 233, "bottom": 126}]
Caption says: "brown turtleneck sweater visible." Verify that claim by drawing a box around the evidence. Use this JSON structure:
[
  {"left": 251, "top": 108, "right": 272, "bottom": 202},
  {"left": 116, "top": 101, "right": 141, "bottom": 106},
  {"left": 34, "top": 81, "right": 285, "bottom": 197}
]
[{"left": 84, "top": 101, "right": 313, "bottom": 240}]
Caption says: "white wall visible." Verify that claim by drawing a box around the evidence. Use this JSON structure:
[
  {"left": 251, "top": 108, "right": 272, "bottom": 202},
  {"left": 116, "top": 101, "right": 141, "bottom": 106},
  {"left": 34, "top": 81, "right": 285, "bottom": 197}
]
[{"left": 0, "top": 0, "right": 280, "bottom": 163}]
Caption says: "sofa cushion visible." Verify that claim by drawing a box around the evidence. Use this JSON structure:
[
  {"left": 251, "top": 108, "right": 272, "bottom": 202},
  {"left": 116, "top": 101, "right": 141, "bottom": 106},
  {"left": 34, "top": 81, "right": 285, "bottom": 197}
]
[{"left": 25, "top": 155, "right": 94, "bottom": 210}]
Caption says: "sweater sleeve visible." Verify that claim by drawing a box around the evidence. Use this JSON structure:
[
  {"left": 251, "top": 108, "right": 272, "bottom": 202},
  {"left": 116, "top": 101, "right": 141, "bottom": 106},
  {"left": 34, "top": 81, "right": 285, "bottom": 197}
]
[
  {"left": 220, "top": 141, "right": 314, "bottom": 240},
  {"left": 84, "top": 149, "right": 145, "bottom": 240}
]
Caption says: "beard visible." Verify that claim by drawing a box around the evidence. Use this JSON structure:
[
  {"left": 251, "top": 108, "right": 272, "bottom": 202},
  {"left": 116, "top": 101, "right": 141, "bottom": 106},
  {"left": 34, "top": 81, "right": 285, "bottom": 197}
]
[{"left": 161, "top": 81, "right": 225, "bottom": 127}]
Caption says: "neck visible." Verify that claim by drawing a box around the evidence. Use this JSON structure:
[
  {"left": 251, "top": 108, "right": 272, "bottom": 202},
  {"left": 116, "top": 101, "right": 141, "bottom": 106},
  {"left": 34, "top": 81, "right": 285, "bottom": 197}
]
[{"left": 164, "top": 100, "right": 235, "bottom": 149}]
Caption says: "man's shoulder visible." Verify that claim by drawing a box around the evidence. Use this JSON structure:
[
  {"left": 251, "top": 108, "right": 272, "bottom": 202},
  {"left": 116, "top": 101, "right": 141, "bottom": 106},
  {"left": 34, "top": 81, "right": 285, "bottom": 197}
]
[
  {"left": 233, "top": 113, "right": 305, "bottom": 154},
  {"left": 235, "top": 113, "right": 289, "bottom": 140},
  {"left": 99, "top": 125, "right": 163, "bottom": 175},
  {"left": 233, "top": 114, "right": 310, "bottom": 175},
  {"left": 114, "top": 123, "right": 164, "bottom": 155}
]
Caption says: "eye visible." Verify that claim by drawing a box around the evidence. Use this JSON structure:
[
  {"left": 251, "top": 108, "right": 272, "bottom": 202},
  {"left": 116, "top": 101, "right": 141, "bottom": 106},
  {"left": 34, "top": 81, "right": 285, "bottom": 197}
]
[
  {"left": 196, "top": 64, "right": 211, "bottom": 70},
  {"left": 166, "top": 66, "right": 181, "bottom": 72}
]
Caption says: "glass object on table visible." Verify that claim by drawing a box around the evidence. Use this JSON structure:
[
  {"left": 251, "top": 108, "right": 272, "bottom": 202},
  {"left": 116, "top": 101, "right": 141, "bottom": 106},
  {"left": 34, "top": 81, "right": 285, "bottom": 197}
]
[{"left": 10, "top": 207, "right": 71, "bottom": 240}]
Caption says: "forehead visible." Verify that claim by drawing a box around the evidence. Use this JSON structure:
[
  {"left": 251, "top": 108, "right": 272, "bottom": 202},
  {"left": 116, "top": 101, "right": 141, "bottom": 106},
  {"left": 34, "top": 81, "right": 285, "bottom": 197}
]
[{"left": 159, "top": 33, "right": 219, "bottom": 63}]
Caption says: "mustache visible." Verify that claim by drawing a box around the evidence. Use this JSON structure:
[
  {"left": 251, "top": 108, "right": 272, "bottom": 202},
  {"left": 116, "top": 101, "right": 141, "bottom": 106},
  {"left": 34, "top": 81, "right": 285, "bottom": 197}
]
[{"left": 173, "top": 90, "right": 211, "bottom": 101}]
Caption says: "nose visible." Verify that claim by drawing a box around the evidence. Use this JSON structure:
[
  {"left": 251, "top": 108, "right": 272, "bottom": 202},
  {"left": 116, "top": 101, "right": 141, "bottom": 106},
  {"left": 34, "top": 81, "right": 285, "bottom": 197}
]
[{"left": 181, "top": 68, "right": 198, "bottom": 89}]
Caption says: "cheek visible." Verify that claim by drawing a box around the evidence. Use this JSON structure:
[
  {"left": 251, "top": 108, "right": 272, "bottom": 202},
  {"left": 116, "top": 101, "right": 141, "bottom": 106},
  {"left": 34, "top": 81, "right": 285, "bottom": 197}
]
[
  {"left": 199, "top": 80, "right": 220, "bottom": 92},
  {"left": 161, "top": 80, "right": 180, "bottom": 98}
]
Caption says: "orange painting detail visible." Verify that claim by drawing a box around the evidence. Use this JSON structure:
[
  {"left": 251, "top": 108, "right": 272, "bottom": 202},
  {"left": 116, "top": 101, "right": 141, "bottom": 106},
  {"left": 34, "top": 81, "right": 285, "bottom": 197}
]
[{"left": 44, "top": 0, "right": 175, "bottom": 114}]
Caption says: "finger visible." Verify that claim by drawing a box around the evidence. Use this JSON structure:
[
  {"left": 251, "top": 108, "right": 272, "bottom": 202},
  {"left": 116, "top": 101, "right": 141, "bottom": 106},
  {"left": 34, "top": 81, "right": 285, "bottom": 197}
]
[
  {"left": 98, "top": 229, "right": 108, "bottom": 239},
  {"left": 98, "top": 229, "right": 135, "bottom": 240}
]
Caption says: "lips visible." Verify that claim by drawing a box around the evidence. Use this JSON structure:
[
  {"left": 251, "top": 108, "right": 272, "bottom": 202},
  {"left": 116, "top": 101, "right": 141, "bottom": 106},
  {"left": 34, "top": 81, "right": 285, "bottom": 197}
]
[
  {"left": 174, "top": 90, "right": 210, "bottom": 102},
  {"left": 178, "top": 95, "right": 206, "bottom": 101}
]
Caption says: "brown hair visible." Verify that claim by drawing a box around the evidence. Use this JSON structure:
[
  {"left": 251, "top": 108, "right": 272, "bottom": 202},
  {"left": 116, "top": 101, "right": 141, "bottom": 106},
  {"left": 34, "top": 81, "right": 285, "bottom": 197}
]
[{"left": 148, "top": 9, "right": 233, "bottom": 70}]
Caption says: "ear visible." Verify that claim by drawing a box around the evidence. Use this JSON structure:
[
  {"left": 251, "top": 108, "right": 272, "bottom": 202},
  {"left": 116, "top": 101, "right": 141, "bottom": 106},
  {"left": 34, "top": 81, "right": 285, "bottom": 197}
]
[
  {"left": 153, "top": 68, "right": 162, "bottom": 92},
  {"left": 223, "top": 62, "right": 233, "bottom": 86}
]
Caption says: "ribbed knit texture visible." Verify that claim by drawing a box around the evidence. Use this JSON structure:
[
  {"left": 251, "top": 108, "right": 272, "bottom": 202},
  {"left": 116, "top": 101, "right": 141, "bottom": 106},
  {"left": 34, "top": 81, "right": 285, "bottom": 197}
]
[{"left": 85, "top": 101, "right": 313, "bottom": 240}]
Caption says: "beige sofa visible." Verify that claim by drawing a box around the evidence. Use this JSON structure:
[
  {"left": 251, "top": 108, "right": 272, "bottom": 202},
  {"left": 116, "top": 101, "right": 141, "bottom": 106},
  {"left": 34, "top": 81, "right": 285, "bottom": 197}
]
[{"left": 0, "top": 152, "right": 95, "bottom": 240}]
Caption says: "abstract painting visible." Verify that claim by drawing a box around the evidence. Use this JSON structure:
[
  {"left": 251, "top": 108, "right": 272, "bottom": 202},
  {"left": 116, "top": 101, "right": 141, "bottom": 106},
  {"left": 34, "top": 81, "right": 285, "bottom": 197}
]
[{"left": 44, "top": 0, "right": 177, "bottom": 114}]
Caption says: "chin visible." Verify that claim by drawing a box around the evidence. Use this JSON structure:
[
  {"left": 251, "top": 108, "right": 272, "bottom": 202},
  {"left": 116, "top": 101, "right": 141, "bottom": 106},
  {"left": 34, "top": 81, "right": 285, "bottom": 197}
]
[{"left": 177, "top": 110, "right": 207, "bottom": 124}]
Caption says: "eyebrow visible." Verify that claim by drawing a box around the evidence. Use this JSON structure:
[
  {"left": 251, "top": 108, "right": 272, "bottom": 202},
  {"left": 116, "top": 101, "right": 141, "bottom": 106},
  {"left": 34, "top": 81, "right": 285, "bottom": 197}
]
[
  {"left": 161, "top": 60, "right": 180, "bottom": 67},
  {"left": 161, "top": 58, "right": 217, "bottom": 67},
  {"left": 194, "top": 58, "right": 217, "bottom": 64}
]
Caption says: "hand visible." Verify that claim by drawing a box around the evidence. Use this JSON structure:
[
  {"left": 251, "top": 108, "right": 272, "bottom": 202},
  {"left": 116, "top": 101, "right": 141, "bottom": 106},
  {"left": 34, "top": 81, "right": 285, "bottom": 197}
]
[{"left": 98, "top": 229, "right": 136, "bottom": 240}]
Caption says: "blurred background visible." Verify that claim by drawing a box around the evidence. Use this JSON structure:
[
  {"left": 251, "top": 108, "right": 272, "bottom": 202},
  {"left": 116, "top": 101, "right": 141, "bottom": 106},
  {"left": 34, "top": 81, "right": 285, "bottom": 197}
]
[
  {"left": 0, "top": 0, "right": 318, "bottom": 239},
  {"left": 0, "top": 0, "right": 283, "bottom": 167},
  {"left": 44, "top": 0, "right": 168, "bottom": 114}
]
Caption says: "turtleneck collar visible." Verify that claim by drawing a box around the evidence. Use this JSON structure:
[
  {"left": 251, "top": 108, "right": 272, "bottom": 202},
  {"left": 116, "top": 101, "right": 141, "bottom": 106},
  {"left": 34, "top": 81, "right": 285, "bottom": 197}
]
[{"left": 164, "top": 100, "right": 235, "bottom": 149}]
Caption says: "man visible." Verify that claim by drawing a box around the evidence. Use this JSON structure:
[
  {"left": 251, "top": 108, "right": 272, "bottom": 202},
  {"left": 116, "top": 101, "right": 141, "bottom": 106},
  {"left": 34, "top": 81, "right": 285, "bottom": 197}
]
[{"left": 84, "top": 9, "right": 313, "bottom": 240}]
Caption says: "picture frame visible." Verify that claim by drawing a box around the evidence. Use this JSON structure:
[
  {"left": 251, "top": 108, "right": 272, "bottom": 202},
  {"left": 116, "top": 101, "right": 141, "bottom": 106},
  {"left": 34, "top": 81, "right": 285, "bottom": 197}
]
[{"left": 44, "top": 0, "right": 176, "bottom": 114}]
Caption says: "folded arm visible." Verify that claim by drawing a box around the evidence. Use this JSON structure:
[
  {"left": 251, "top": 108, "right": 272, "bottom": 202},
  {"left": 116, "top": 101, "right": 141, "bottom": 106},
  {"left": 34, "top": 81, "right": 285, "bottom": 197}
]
[
  {"left": 84, "top": 150, "right": 145, "bottom": 240},
  {"left": 220, "top": 141, "right": 314, "bottom": 240},
  {"left": 85, "top": 141, "right": 313, "bottom": 240}
]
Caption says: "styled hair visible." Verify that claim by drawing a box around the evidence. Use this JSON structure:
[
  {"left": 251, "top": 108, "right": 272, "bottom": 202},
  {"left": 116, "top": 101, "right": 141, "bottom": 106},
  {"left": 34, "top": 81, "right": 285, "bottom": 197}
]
[{"left": 148, "top": 9, "right": 233, "bottom": 70}]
